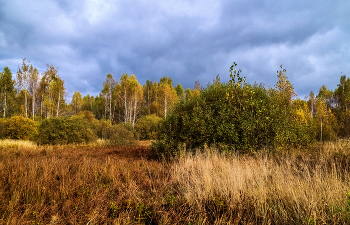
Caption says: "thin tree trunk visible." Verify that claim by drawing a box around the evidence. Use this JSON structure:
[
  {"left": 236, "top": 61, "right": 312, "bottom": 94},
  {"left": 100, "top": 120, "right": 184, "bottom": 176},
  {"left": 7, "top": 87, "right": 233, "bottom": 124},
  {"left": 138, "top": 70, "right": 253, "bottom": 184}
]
[
  {"left": 104, "top": 102, "right": 106, "bottom": 120},
  {"left": 41, "top": 94, "right": 43, "bottom": 118},
  {"left": 109, "top": 94, "right": 112, "bottom": 124},
  {"left": 133, "top": 92, "right": 137, "bottom": 128},
  {"left": 320, "top": 118, "right": 323, "bottom": 142},
  {"left": 3, "top": 91, "right": 6, "bottom": 118},
  {"left": 148, "top": 86, "right": 150, "bottom": 115},
  {"left": 57, "top": 92, "right": 60, "bottom": 117},
  {"left": 25, "top": 90, "right": 27, "bottom": 118},
  {"left": 32, "top": 91, "right": 35, "bottom": 119},
  {"left": 155, "top": 91, "right": 157, "bottom": 116},
  {"left": 164, "top": 95, "right": 167, "bottom": 118},
  {"left": 124, "top": 88, "right": 127, "bottom": 123}
]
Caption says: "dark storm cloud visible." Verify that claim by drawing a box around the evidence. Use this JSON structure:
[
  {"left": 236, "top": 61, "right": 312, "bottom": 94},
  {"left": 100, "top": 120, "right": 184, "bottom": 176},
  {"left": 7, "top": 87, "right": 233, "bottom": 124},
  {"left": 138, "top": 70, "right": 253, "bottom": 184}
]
[{"left": 0, "top": 0, "right": 349, "bottom": 100}]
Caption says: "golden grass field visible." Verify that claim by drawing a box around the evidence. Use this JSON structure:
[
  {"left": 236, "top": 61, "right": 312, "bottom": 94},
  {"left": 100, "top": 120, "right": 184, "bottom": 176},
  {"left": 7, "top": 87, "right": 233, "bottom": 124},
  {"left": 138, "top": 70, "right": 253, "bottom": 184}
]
[{"left": 1, "top": 139, "right": 350, "bottom": 224}]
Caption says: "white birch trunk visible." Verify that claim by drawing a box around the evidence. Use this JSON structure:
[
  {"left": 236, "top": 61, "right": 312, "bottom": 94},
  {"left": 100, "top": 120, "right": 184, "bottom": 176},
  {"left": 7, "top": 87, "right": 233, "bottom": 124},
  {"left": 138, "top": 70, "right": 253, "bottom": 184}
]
[
  {"left": 57, "top": 91, "right": 60, "bottom": 117},
  {"left": 25, "top": 90, "right": 27, "bottom": 118},
  {"left": 164, "top": 95, "right": 167, "bottom": 118},
  {"left": 3, "top": 91, "right": 6, "bottom": 118},
  {"left": 109, "top": 94, "right": 112, "bottom": 124},
  {"left": 32, "top": 90, "right": 35, "bottom": 119},
  {"left": 124, "top": 88, "right": 127, "bottom": 123},
  {"left": 132, "top": 92, "right": 137, "bottom": 128}
]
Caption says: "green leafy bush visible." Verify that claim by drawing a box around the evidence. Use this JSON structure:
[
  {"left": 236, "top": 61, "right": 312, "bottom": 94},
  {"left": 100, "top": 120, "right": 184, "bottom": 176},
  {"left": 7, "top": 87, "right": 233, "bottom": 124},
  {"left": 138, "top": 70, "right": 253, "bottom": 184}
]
[
  {"left": 5, "top": 116, "right": 37, "bottom": 140},
  {"left": 95, "top": 120, "right": 114, "bottom": 140},
  {"left": 0, "top": 118, "right": 7, "bottom": 139},
  {"left": 78, "top": 110, "right": 96, "bottom": 123},
  {"left": 107, "top": 123, "right": 136, "bottom": 146},
  {"left": 153, "top": 65, "right": 316, "bottom": 157},
  {"left": 95, "top": 120, "right": 136, "bottom": 146},
  {"left": 135, "top": 114, "right": 163, "bottom": 140},
  {"left": 153, "top": 81, "right": 275, "bottom": 156},
  {"left": 36, "top": 116, "right": 97, "bottom": 145}
]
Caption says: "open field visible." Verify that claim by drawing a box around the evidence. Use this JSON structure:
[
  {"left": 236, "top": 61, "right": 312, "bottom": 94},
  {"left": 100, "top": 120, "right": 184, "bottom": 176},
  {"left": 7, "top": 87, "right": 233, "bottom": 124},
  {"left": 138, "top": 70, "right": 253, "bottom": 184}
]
[{"left": 1, "top": 140, "right": 350, "bottom": 224}]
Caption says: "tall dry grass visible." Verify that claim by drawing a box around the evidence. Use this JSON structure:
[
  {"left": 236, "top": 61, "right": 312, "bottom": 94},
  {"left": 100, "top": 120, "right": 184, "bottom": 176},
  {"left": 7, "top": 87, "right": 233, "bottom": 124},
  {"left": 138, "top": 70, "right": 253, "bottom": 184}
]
[
  {"left": 1, "top": 139, "right": 350, "bottom": 224},
  {"left": 172, "top": 141, "right": 350, "bottom": 224},
  {"left": 0, "top": 142, "right": 172, "bottom": 224}
]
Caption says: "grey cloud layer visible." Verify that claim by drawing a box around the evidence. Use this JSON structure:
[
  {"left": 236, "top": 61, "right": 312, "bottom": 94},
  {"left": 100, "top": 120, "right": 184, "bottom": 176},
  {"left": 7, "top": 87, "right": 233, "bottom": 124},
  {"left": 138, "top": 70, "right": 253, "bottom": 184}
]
[{"left": 0, "top": 0, "right": 349, "bottom": 98}]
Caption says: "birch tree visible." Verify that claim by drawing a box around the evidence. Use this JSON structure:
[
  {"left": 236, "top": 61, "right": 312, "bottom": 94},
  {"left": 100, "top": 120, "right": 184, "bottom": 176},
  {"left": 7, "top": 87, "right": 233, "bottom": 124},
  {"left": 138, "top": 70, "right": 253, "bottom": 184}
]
[
  {"left": 115, "top": 74, "right": 143, "bottom": 127},
  {"left": 102, "top": 74, "right": 116, "bottom": 124},
  {"left": 16, "top": 58, "right": 32, "bottom": 118},
  {"left": 82, "top": 94, "right": 94, "bottom": 112},
  {"left": 150, "top": 82, "right": 159, "bottom": 115},
  {"left": 159, "top": 77, "right": 178, "bottom": 118},
  {"left": 39, "top": 65, "right": 66, "bottom": 118},
  {"left": 143, "top": 80, "right": 153, "bottom": 115},
  {"left": 71, "top": 91, "right": 83, "bottom": 115},
  {"left": 129, "top": 74, "right": 143, "bottom": 127},
  {"left": 28, "top": 68, "right": 41, "bottom": 119},
  {"left": 308, "top": 91, "right": 316, "bottom": 117}
]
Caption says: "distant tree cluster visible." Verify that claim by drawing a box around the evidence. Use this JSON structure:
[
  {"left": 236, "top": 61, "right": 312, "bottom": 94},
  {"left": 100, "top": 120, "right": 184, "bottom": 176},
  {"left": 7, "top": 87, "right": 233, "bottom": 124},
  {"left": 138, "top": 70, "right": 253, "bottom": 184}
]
[
  {"left": 0, "top": 58, "right": 193, "bottom": 144},
  {"left": 0, "top": 58, "right": 190, "bottom": 122},
  {"left": 0, "top": 59, "right": 66, "bottom": 119}
]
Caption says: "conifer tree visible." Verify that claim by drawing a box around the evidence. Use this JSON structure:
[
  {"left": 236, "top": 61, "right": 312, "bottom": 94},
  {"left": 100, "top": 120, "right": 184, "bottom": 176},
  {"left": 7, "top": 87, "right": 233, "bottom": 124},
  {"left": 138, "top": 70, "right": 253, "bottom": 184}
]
[
  {"left": 175, "top": 83, "right": 184, "bottom": 100},
  {"left": 0, "top": 67, "right": 15, "bottom": 118}
]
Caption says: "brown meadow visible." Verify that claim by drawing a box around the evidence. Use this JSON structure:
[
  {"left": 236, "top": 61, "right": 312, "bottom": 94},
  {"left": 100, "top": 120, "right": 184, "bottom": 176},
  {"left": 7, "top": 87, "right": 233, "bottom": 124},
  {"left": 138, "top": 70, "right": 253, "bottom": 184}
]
[{"left": 1, "top": 140, "right": 350, "bottom": 224}]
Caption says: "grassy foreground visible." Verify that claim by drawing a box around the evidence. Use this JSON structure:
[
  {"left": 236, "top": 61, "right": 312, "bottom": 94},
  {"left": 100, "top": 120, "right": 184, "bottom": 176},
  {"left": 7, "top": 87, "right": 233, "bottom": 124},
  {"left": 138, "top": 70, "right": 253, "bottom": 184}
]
[{"left": 1, "top": 140, "right": 350, "bottom": 224}]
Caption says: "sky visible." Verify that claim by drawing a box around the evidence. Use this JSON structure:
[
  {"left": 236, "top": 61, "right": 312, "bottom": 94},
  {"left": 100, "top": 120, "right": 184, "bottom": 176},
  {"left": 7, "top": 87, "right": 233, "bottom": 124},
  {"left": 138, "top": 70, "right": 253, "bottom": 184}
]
[{"left": 0, "top": 0, "right": 349, "bottom": 100}]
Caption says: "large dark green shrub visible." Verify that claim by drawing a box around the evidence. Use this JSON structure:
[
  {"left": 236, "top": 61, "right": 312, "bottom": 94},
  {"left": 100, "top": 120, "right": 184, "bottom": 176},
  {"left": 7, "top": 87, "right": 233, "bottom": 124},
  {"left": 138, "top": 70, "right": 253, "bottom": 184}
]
[
  {"left": 36, "top": 116, "right": 97, "bottom": 145},
  {"left": 153, "top": 81, "right": 275, "bottom": 156},
  {"left": 153, "top": 67, "right": 316, "bottom": 157}
]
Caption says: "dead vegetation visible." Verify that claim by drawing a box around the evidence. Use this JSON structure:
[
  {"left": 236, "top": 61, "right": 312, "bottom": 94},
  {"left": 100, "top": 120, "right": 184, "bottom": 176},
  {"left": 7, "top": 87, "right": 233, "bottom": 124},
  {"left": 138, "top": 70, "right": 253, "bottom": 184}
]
[{"left": 1, "top": 140, "right": 350, "bottom": 224}]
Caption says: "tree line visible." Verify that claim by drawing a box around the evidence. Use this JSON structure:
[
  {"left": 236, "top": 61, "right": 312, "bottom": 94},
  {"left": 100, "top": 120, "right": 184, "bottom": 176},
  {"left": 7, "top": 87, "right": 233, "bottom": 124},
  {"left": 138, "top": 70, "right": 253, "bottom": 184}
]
[
  {"left": 1, "top": 59, "right": 350, "bottom": 149},
  {"left": 0, "top": 58, "right": 197, "bottom": 124}
]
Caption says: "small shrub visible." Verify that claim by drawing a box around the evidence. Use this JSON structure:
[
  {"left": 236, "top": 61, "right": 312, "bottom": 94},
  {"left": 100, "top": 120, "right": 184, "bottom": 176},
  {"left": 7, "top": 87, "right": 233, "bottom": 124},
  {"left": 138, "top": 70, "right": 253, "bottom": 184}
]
[
  {"left": 107, "top": 123, "right": 137, "bottom": 146},
  {"left": 36, "top": 117, "right": 97, "bottom": 145},
  {"left": 5, "top": 116, "right": 37, "bottom": 140},
  {"left": 78, "top": 110, "right": 96, "bottom": 123},
  {"left": 95, "top": 120, "right": 114, "bottom": 140},
  {"left": 94, "top": 120, "right": 136, "bottom": 146},
  {"left": 135, "top": 114, "right": 163, "bottom": 140},
  {"left": 0, "top": 118, "right": 7, "bottom": 139}
]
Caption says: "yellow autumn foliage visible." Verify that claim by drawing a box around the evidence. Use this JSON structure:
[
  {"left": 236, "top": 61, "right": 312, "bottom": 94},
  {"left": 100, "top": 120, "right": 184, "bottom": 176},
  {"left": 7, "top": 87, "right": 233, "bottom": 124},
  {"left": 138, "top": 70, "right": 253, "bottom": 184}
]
[{"left": 5, "top": 116, "right": 37, "bottom": 140}]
